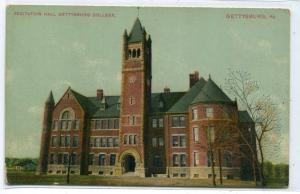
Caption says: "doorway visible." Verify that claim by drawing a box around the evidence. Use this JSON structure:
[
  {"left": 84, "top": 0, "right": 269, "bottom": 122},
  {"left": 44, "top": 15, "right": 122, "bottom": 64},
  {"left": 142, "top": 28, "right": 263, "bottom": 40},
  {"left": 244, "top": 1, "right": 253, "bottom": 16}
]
[{"left": 124, "top": 154, "right": 136, "bottom": 172}]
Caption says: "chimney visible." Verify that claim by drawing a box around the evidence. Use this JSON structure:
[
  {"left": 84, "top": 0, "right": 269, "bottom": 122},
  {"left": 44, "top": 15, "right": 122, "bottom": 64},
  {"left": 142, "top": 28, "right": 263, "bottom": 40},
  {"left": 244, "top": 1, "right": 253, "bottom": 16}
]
[
  {"left": 97, "top": 89, "right": 104, "bottom": 100},
  {"left": 189, "top": 71, "right": 199, "bottom": 88},
  {"left": 164, "top": 87, "right": 170, "bottom": 93}
]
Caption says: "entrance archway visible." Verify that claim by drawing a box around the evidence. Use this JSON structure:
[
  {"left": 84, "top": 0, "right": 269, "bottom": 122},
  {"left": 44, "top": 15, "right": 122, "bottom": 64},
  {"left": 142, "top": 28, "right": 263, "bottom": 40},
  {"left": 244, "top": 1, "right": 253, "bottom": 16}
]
[{"left": 123, "top": 154, "right": 136, "bottom": 172}]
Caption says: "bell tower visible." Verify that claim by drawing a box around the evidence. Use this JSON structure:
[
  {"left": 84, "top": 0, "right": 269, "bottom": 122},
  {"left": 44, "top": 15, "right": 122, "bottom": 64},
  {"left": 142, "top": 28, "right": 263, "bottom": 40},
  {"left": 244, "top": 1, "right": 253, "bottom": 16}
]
[{"left": 117, "top": 18, "right": 152, "bottom": 177}]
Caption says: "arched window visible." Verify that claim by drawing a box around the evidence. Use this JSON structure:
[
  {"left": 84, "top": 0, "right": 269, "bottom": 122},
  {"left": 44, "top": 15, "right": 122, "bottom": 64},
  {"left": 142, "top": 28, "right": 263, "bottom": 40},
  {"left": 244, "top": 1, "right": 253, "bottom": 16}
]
[
  {"left": 132, "top": 49, "right": 136, "bottom": 58},
  {"left": 137, "top": 49, "right": 141, "bottom": 58},
  {"left": 62, "top": 111, "right": 70, "bottom": 119},
  {"left": 128, "top": 49, "right": 132, "bottom": 58},
  {"left": 223, "top": 151, "right": 232, "bottom": 167}
]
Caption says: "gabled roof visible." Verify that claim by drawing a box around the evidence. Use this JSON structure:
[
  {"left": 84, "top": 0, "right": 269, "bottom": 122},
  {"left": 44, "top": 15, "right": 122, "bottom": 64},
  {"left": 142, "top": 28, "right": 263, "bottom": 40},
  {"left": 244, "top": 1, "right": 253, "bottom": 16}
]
[
  {"left": 167, "top": 78, "right": 207, "bottom": 113},
  {"left": 151, "top": 92, "right": 186, "bottom": 113},
  {"left": 70, "top": 89, "right": 98, "bottom": 116},
  {"left": 191, "top": 77, "right": 233, "bottom": 104},
  {"left": 238, "top": 111, "right": 254, "bottom": 123},
  {"left": 128, "top": 18, "right": 145, "bottom": 43}
]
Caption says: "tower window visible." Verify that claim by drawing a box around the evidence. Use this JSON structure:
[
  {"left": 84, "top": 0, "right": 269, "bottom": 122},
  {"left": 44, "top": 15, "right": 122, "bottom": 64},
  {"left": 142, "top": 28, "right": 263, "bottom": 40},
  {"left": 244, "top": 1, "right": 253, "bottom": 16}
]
[
  {"left": 128, "top": 49, "right": 132, "bottom": 58},
  {"left": 132, "top": 49, "right": 136, "bottom": 58},
  {"left": 137, "top": 48, "right": 141, "bottom": 58},
  {"left": 129, "top": 97, "right": 136, "bottom": 105}
]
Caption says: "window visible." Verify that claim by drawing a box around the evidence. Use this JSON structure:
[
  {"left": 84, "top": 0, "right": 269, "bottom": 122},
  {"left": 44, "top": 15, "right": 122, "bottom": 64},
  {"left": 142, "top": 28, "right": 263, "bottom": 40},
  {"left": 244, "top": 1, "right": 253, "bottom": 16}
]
[
  {"left": 72, "top": 136, "right": 79, "bottom": 147},
  {"left": 51, "top": 136, "right": 57, "bottom": 147},
  {"left": 171, "top": 116, "right": 186, "bottom": 128},
  {"left": 129, "top": 116, "right": 136, "bottom": 125},
  {"left": 60, "top": 135, "right": 65, "bottom": 147},
  {"left": 101, "top": 120, "right": 108, "bottom": 129},
  {"left": 223, "top": 151, "right": 232, "bottom": 167},
  {"left": 71, "top": 153, "right": 76, "bottom": 165},
  {"left": 113, "top": 137, "right": 119, "bottom": 147},
  {"left": 114, "top": 119, "right": 119, "bottom": 129},
  {"left": 180, "top": 154, "right": 186, "bottom": 166},
  {"left": 153, "top": 155, "right": 162, "bottom": 167},
  {"left": 63, "top": 153, "right": 69, "bottom": 165},
  {"left": 58, "top": 153, "right": 63, "bottom": 164},
  {"left": 108, "top": 119, "right": 113, "bottom": 129},
  {"left": 205, "top": 107, "right": 214, "bottom": 118},
  {"left": 88, "top": 153, "right": 95, "bottom": 165},
  {"left": 172, "top": 136, "right": 179, "bottom": 147},
  {"left": 129, "top": 135, "right": 134, "bottom": 144},
  {"left": 158, "top": 137, "right": 164, "bottom": 146},
  {"left": 62, "top": 111, "right": 70, "bottom": 119},
  {"left": 194, "top": 152, "right": 199, "bottom": 166},
  {"left": 99, "top": 154, "right": 105, "bottom": 166},
  {"left": 124, "top": 135, "right": 128, "bottom": 144},
  {"left": 49, "top": 153, "right": 55, "bottom": 164},
  {"left": 137, "top": 48, "right": 141, "bottom": 58},
  {"left": 193, "top": 127, "right": 199, "bottom": 142},
  {"left": 192, "top": 108, "right": 198, "bottom": 120},
  {"left": 107, "top": 137, "right": 113, "bottom": 147},
  {"left": 159, "top": 101, "right": 164, "bottom": 109},
  {"left": 110, "top": 154, "right": 116, "bottom": 166},
  {"left": 101, "top": 137, "right": 107, "bottom": 147},
  {"left": 128, "top": 49, "right": 132, "bottom": 58},
  {"left": 205, "top": 126, "right": 215, "bottom": 143},
  {"left": 95, "top": 137, "right": 101, "bottom": 147},
  {"left": 158, "top": 118, "right": 164, "bottom": 128},
  {"left": 172, "top": 135, "right": 186, "bottom": 147},
  {"left": 152, "top": 119, "right": 157, "bottom": 128},
  {"left": 180, "top": 136, "right": 186, "bottom": 147},
  {"left": 65, "top": 135, "right": 70, "bottom": 147},
  {"left": 132, "top": 49, "right": 136, "bottom": 58},
  {"left": 95, "top": 120, "right": 101, "bottom": 129},
  {"left": 207, "top": 151, "right": 212, "bottom": 167},
  {"left": 173, "top": 154, "right": 179, "bottom": 167},
  {"left": 152, "top": 137, "right": 157, "bottom": 147},
  {"left": 134, "top": 135, "right": 137, "bottom": 144},
  {"left": 129, "top": 97, "right": 136, "bottom": 105}
]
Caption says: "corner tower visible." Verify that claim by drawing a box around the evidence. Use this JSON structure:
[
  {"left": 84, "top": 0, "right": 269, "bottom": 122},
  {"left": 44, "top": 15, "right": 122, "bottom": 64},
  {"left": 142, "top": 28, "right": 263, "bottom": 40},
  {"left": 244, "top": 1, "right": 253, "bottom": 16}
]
[{"left": 117, "top": 18, "right": 152, "bottom": 177}]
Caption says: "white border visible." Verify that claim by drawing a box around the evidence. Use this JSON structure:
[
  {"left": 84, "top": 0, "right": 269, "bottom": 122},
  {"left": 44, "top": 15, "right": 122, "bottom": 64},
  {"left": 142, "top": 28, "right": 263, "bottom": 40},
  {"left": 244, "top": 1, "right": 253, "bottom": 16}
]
[{"left": 1, "top": 0, "right": 300, "bottom": 193}]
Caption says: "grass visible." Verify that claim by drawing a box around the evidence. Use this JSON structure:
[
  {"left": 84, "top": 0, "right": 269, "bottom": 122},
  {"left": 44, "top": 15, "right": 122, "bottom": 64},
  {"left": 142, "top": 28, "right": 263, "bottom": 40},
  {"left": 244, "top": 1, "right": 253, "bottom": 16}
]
[{"left": 5, "top": 170, "right": 286, "bottom": 188}]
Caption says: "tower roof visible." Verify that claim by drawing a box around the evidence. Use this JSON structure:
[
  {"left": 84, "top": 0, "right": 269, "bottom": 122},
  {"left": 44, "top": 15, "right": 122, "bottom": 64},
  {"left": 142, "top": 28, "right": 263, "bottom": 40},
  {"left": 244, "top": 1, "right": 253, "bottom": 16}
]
[
  {"left": 191, "top": 77, "right": 233, "bottom": 104},
  {"left": 128, "top": 18, "right": 145, "bottom": 43},
  {"left": 46, "top": 91, "right": 55, "bottom": 104}
]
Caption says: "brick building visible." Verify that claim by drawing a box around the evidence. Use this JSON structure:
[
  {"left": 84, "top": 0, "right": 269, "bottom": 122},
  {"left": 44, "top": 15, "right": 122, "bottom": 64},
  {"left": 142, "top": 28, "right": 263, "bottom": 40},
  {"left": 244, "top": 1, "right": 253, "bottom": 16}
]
[{"left": 38, "top": 18, "right": 256, "bottom": 179}]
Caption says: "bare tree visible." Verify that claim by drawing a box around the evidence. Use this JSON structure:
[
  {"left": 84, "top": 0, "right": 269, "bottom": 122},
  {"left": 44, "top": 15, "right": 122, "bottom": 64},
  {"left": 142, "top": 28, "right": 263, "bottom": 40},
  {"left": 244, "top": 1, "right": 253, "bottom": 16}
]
[{"left": 225, "top": 69, "right": 280, "bottom": 186}]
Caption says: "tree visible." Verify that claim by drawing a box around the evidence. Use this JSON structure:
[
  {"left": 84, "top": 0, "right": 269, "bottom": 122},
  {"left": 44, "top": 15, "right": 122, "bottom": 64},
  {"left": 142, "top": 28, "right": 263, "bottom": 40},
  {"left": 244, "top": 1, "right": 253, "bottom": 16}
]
[{"left": 225, "top": 69, "right": 280, "bottom": 186}]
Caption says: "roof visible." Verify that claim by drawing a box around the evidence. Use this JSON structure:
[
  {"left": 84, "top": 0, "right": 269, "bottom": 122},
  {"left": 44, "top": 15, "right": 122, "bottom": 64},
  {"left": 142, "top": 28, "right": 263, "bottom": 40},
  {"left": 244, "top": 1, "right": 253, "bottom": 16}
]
[
  {"left": 46, "top": 91, "right": 55, "bottom": 104},
  {"left": 168, "top": 78, "right": 207, "bottom": 113},
  {"left": 151, "top": 92, "right": 186, "bottom": 113},
  {"left": 238, "top": 111, "right": 254, "bottom": 123},
  {"left": 128, "top": 18, "right": 145, "bottom": 43},
  {"left": 89, "top": 96, "right": 120, "bottom": 118},
  {"left": 191, "top": 77, "right": 233, "bottom": 104}
]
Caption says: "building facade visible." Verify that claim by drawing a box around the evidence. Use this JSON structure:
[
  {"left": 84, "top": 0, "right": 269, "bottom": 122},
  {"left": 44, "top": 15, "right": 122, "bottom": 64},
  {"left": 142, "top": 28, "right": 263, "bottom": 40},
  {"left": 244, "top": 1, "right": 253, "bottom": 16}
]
[{"left": 38, "top": 18, "right": 256, "bottom": 179}]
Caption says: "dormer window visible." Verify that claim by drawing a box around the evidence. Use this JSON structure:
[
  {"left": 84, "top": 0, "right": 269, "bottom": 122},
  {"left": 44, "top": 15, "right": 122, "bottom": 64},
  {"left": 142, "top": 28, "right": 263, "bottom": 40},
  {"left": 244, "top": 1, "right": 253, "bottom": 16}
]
[
  {"left": 100, "top": 97, "right": 107, "bottom": 111},
  {"left": 159, "top": 101, "right": 164, "bottom": 109},
  {"left": 137, "top": 49, "right": 141, "bottom": 58},
  {"left": 132, "top": 49, "right": 136, "bottom": 58}
]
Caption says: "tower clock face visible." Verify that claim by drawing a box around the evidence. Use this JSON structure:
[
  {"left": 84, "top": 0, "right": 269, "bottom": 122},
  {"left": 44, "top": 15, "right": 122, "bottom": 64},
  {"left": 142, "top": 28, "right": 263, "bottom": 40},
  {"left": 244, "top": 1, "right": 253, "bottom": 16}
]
[{"left": 129, "top": 75, "right": 136, "bottom": 84}]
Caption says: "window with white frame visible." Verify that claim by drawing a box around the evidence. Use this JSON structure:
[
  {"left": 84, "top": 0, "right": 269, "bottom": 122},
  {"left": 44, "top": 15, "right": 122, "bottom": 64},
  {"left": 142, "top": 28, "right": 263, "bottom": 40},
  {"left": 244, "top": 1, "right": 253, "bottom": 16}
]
[
  {"left": 172, "top": 135, "right": 186, "bottom": 147},
  {"left": 88, "top": 153, "right": 95, "bottom": 165},
  {"left": 128, "top": 116, "right": 136, "bottom": 125},
  {"left": 192, "top": 108, "right": 198, "bottom": 120},
  {"left": 205, "top": 107, "right": 214, "bottom": 118},
  {"left": 72, "top": 135, "right": 79, "bottom": 147},
  {"left": 193, "top": 127, "right": 199, "bottom": 142},
  {"left": 194, "top": 152, "right": 199, "bottom": 166},
  {"left": 110, "top": 154, "right": 116, "bottom": 166},
  {"left": 129, "top": 97, "right": 136, "bottom": 105},
  {"left": 173, "top": 154, "right": 186, "bottom": 167},
  {"left": 205, "top": 126, "right": 215, "bottom": 143},
  {"left": 152, "top": 137, "right": 157, "bottom": 147},
  {"left": 123, "top": 134, "right": 137, "bottom": 145},
  {"left": 99, "top": 154, "right": 106, "bottom": 166},
  {"left": 152, "top": 118, "right": 157, "bottom": 128}
]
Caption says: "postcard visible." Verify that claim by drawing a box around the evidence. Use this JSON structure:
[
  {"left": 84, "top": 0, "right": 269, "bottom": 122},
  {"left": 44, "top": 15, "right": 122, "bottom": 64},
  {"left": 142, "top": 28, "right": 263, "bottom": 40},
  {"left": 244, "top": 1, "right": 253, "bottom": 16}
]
[{"left": 5, "top": 5, "right": 290, "bottom": 188}]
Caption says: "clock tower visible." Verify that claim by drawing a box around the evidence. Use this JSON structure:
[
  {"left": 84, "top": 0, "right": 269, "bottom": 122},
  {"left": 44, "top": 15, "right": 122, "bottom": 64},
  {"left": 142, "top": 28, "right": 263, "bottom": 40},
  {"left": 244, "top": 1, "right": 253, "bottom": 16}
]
[{"left": 116, "top": 18, "right": 152, "bottom": 177}]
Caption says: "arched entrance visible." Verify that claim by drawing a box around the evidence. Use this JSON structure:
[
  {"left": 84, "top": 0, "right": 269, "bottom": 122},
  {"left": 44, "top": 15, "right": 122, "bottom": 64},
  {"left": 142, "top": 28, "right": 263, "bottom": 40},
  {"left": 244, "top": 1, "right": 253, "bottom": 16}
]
[{"left": 123, "top": 154, "right": 136, "bottom": 172}]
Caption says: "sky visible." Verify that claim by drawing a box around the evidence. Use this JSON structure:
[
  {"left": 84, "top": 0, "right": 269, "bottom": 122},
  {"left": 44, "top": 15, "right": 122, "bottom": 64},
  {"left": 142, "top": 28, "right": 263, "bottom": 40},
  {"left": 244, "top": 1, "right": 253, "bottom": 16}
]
[{"left": 5, "top": 6, "right": 289, "bottom": 164}]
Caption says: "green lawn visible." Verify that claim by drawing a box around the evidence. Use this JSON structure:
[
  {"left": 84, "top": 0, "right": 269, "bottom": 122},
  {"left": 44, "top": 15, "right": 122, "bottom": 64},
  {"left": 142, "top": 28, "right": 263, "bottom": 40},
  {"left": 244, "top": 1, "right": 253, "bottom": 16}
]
[{"left": 5, "top": 171, "right": 286, "bottom": 188}]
